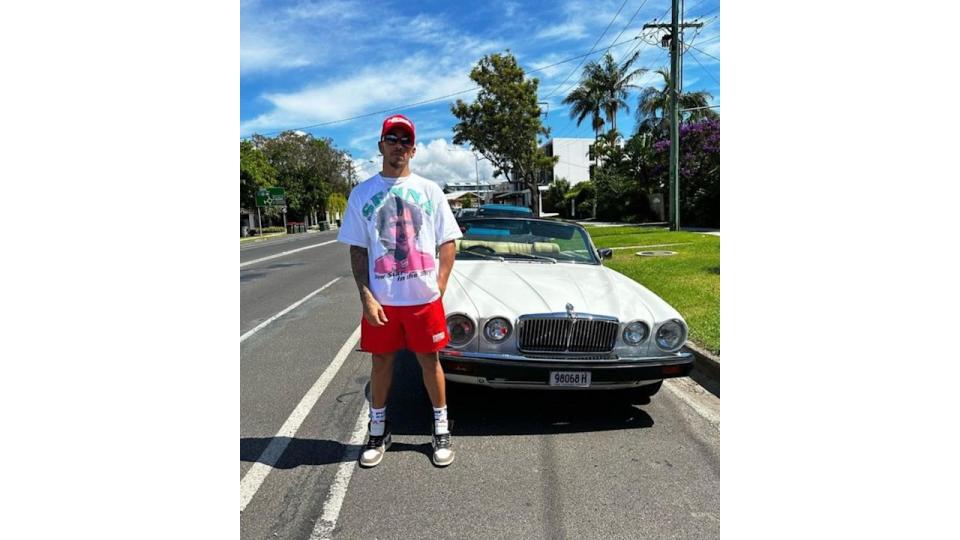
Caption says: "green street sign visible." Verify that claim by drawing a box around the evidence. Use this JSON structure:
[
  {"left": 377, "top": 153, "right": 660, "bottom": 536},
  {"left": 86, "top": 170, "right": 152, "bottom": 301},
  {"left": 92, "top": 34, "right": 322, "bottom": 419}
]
[{"left": 256, "top": 187, "right": 286, "bottom": 207}]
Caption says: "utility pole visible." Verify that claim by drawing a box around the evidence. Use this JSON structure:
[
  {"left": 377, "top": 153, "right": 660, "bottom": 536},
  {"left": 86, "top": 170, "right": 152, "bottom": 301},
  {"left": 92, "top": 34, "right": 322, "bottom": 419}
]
[{"left": 644, "top": 6, "right": 702, "bottom": 231}]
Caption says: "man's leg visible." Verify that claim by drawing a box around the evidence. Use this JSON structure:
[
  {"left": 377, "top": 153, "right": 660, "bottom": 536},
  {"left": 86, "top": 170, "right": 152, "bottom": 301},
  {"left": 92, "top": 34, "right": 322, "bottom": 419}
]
[
  {"left": 360, "top": 351, "right": 396, "bottom": 468},
  {"left": 414, "top": 351, "right": 446, "bottom": 408},
  {"left": 416, "top": 351, "right": 454, "bottom": 466},
  {"left": 370, "top": 352, "right": 396, "bottom": 409}
]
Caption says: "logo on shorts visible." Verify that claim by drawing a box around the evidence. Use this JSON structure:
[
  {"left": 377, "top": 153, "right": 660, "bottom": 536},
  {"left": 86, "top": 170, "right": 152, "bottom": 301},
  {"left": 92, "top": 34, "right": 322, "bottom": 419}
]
[{"left": 432, "top": 331, "right": 445, "bottom": 343}]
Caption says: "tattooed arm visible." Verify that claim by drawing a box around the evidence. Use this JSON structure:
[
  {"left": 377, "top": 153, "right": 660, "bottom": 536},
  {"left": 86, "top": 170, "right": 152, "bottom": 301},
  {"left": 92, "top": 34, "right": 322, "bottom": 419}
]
[{"left": 350, "top": 245, "right": 388, "bottom": 326}]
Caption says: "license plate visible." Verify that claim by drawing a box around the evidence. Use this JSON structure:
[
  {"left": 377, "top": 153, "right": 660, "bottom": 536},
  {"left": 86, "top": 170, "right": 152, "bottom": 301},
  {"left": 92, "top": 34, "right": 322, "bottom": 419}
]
[{"left": 549, "top": 371, "right": 591, "bottom": 387}]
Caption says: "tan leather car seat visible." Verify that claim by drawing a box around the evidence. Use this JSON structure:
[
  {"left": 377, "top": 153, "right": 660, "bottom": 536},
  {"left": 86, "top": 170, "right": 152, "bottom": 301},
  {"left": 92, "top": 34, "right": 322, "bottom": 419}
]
[{"left": 456, "top": 239, "right": 561, "bottom": 255}]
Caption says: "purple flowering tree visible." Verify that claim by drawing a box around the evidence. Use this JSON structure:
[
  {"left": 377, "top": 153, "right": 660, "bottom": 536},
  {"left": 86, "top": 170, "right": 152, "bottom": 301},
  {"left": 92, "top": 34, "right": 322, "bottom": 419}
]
[{"left": 644, "top": 118, "right": 720, "bottom": 227}]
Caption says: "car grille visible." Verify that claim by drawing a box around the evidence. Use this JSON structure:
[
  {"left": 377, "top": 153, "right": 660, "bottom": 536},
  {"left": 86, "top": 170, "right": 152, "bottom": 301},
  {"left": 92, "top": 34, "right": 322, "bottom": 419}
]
[{"left": 517, "top": 316, "right": 619, "bottom": 353}]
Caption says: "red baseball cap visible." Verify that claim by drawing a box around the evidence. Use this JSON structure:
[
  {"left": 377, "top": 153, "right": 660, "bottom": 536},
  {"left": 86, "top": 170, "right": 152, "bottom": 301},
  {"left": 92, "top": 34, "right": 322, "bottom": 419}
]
[{"left": 380, "top": 114, "right": 415, "bottom": 144}]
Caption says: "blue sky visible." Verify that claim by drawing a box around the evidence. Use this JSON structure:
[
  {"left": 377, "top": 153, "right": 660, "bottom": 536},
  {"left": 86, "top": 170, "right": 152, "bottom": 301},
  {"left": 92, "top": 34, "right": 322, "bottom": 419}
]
[{"left": 240, "top": 0, "right": 720, "bottom": 184}]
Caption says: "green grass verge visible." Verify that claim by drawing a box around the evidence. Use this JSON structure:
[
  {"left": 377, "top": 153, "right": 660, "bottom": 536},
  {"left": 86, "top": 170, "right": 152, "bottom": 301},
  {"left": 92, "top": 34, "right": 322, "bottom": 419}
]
[{"left": 586, "top": 226, "right": 720, "bottom": 355}]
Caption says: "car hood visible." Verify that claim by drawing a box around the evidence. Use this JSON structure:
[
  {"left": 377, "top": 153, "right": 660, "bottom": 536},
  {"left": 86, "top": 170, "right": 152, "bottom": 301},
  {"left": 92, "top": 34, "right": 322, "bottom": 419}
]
[{"left": 445, "top": 260, "right": 680, "bottom": 324}]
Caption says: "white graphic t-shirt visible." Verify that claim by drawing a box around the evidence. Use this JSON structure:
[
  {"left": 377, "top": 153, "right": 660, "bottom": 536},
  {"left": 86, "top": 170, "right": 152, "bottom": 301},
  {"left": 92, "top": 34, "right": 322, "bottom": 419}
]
[{"left": 337, "top": 172, "right": 462, "bottom": 306}]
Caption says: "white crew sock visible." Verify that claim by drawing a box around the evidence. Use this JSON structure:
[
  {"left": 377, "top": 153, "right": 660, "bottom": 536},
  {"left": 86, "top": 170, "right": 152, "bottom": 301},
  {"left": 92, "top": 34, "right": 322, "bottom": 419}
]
[
  {"left": 370, "top": 406, "right": 386, "bottom": 436},
  {"left": 433, "top": 406, "right": 449, "bottom": 435}
]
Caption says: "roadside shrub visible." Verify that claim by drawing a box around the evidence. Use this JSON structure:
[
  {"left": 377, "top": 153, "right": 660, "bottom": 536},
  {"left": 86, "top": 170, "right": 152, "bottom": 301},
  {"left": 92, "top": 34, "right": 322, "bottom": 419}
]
[{"left": 262, "top": 226, "right": 286, "bottom": 234}]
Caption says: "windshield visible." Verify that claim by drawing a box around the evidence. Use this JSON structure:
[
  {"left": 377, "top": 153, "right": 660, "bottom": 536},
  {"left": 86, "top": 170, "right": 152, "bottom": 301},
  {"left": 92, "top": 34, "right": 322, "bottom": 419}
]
[{"left": 455, "top": 218, "right": 599, "bottom": 264}]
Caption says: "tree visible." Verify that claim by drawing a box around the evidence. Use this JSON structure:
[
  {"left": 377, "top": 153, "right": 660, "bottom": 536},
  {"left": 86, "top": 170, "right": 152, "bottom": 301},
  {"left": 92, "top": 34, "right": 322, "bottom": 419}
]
[
  {"left": 582, "top": 52, "right": 646, "bottom": 133},
  {"left": 646, "top": 118, "right": 720, "bottom": 227},
  {"left": 240, "top": 140, "right": 276, "bottom": 209},
  {"left": 562, "top": 77, "right": 605, "bottom": 139},
  {"left": 451, "top": 52, "right": 558, "bottom": 217},
  {"left": 590, "top": 128, "right": 627, "bottom": 166},
  {"left": 251, "top": 131, "right": 349, "bottom": 224},
  {"left": 544, "top": 177, "right": 571, "bottom": 217},
  {"left": 326, "top": 192, "right": 347, "bottom": 223},
  {"left": 565, "top": 180, "right": 595, "bottom": 219},
  {"left": 635, "top": 68, "right": 717, "bottom": 133}
]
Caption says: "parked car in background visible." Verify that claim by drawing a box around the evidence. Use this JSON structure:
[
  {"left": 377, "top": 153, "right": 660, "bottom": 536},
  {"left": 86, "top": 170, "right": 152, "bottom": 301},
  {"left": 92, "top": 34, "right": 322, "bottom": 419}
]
[
  {"left": 440, "top": 217, "right": 693, "bottom": 399},
  {"left": 455, "top": 207, "right": 479, "bottom": 222},
  {"left": 476, "top": 204, "right": 533, "bottom": 218}
]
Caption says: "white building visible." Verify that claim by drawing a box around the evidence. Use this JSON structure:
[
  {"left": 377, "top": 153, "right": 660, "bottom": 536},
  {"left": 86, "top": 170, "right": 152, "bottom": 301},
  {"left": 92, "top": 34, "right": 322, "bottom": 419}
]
[
  {"left": 539, "top": 138, "right": 594, "bottom": 186},
  {"left": 443, "top": 180, "right": 496, "bottom": 204}
]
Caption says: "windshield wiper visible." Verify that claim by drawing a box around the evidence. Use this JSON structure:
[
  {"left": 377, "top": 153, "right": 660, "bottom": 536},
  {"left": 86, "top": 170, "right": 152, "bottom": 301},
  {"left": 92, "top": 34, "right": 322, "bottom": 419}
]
[{"left": 501, "top": 252, "right": 557, "bottom": 263}]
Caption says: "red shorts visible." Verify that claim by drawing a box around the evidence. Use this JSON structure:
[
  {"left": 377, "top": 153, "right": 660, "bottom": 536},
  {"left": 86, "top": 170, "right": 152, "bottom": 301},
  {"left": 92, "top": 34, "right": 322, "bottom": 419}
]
[{"left": 360, "top": 298, "right": 450, "bottom": 354}]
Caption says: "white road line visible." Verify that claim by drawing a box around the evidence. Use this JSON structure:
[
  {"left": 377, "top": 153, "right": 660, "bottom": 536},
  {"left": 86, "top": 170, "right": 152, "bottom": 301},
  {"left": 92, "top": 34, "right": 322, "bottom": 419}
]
[
  {"left": 240, "top": 325, "right": 361, "bottom": 513},
  {"left": 240, "top": 277, "right": 340, "bottom": 343},
  {"left": 309, "top": 402, "right": 369, "bottom": 540},
  {"left": 240, "top": 240, "right": 337, "bottom": 268}
]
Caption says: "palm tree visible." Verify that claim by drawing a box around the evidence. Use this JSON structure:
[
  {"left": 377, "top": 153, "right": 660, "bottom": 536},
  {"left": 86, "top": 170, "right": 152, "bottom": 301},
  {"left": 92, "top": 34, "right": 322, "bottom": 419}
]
[
  {"left": 582, "top": 52, "right": 647, "bottom": 133},
  {"left": 590, "top": 128, "right": 623, "bottom": 165},
  {"left": 562, "top": 78, "right": 605, "bottom": 139},
  {"left": 635, "top": 68, "right": 717, "bottom": 133}
]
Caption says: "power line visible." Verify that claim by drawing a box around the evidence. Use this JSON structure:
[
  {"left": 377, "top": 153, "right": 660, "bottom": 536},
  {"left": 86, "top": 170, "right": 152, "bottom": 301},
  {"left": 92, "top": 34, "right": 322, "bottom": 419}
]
[
  {"left": 603, "top": 0, "right": 653, "bottom": 58},
  {"left": 686, "top": 45, "right": 720, "bottom": 87},
  {"left": 550, "top": 6, "right": 718, "bottom": 142},
  {"left": 685, "top": 42, "right": 719, "bottom": 62},
  {"left": 550, "top": 3, "right": 673, "bottom": 140},
  {"left": 545, "top": 34, "right": 665, "bottom": 141},
  {"left": 541, "top": 0, "right": 629, "bottom": 100}
]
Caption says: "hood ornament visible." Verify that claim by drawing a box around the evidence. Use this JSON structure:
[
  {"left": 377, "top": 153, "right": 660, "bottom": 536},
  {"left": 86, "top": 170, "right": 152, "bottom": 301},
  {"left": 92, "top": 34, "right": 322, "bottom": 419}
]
[{"left": 566, "top": 303, "right": 575, "bottom": 317}]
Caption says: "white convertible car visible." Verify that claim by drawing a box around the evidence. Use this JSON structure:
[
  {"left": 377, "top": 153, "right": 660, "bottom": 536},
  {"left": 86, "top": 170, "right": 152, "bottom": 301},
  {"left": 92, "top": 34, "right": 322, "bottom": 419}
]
[{"left": 440, "top": 217, "right": 693, "bottom": 399}]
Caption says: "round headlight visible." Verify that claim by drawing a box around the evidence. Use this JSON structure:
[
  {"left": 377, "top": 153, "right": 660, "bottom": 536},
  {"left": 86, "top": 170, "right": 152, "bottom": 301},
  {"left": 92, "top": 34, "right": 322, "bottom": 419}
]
[
  {"left": 622, "top": 321, "right": 650, "bottom": 345},
  {"left": 446, "top": 315, "right": 475, "bottom": 346},
  {"left": 483, "top": 317, "right": 512, "bottom": 342},
  {"left": 655, "top": 320, "right": 687, "bottom": 351}
]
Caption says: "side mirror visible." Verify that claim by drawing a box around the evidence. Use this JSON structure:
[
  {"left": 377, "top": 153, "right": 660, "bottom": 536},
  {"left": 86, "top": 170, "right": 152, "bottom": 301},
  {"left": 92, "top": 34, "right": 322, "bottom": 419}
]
[{"left": 598, "top": 248, "right": 613, "bottom": 260}]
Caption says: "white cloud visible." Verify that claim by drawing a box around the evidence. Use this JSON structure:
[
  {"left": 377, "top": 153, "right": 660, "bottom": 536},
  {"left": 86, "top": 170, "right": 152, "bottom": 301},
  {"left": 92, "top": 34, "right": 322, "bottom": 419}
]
[
  {"left": 535, "top": 22, "right": 587, "bottom": 41},
  {"left": 240, "top": 31, "right": 313, "bottom": 74},
  {"left": 351, "top": 139, "right": 496, "bottom": 187},
  {"left": 240, "top": 54, "right": 474, "bottom": 136},
  {"left": 240, "top": 0, "right": 372, "bottom": 75},
  {"left": 283, "top": 0, "right": 360, "bottom": 20},
  {"left": 528, "top": 52, "right": 571, "bottom": 79}
]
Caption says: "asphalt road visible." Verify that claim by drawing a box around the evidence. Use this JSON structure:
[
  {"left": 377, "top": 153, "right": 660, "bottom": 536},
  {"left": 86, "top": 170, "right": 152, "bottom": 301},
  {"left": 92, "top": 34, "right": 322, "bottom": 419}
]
[{"left": 240, "top": 232, "right": 720, "bottom": 539}]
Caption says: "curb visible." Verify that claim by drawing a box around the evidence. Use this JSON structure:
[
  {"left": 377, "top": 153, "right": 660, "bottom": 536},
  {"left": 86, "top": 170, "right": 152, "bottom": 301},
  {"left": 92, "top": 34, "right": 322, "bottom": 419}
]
[{"left": 684, "top": 341, "right": 720, "bottom": 381}]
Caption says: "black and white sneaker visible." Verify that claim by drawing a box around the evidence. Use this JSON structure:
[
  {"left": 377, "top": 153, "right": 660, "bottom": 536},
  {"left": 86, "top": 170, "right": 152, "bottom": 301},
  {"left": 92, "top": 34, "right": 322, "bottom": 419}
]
[
  {"left": 359, "top": 422, "right": 391, "bottom": 468},
  {"left": 431, "top": 424, "right": 455, "bottom": 467}
]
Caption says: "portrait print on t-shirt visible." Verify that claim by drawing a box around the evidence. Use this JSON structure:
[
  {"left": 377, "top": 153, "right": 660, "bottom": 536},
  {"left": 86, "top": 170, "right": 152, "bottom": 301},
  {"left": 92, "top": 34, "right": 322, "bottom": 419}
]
[{"left": 374, "top": 196, "right": 435, "bottom": 275}]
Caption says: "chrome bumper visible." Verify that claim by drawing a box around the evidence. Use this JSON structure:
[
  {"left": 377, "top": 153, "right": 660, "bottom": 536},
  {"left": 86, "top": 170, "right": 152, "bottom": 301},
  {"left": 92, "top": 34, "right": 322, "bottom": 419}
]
[{"left": 438, "top": 350, "right": 693, "bottom": 389}]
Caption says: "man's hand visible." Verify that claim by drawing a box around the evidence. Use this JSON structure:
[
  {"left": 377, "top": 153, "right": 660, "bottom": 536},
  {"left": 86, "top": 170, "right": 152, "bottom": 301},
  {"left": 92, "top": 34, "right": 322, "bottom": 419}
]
[{"left": 362, "top": 296, "right": 389, "bottom": 326}]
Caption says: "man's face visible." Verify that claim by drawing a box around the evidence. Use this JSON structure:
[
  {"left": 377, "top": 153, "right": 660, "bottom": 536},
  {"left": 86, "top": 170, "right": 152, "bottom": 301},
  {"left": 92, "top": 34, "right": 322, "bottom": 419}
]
[
  {"left": 379, "top": 127, "right": 415, "bottom": 169},
  {"left": 380, "top": 205, "right": 417, "bottom": 257}
]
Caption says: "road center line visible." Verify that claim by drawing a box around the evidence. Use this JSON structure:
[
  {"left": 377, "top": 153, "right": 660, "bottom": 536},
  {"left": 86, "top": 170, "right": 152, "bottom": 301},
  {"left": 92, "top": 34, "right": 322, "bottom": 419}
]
[
  {"left": 240, "top": 325, "right": 362, "bottom": 513},
  {"left": 240, "top": 277, "right": 340, "bottom": 343},
  {"left": 240, "top": 240, "right": 337, "bottom": 268},
  {"left": 309, "top": 401, "right": 369, "bottom": 540}
]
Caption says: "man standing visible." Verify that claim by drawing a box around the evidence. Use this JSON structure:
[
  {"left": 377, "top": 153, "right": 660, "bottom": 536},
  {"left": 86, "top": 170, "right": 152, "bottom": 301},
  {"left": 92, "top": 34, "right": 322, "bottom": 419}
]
[{"left": 337, "top": 114, "right": 462, "bottom": 468}]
